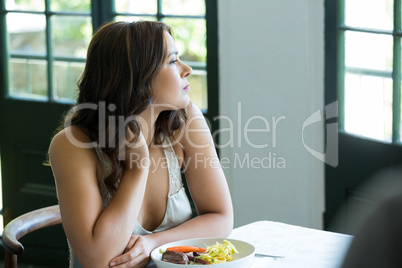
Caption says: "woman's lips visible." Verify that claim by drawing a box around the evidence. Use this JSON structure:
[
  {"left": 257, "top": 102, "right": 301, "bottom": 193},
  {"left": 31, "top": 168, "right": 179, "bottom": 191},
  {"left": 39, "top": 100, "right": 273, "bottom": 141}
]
[{"left": 184, "top": 84, "right": 190, "bottom": 90}]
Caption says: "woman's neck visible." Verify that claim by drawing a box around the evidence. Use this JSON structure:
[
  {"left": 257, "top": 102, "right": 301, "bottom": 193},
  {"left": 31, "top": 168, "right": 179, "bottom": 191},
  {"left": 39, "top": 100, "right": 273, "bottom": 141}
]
[{"left": 139, "top": 105, "right": 163, "bottom": 147}]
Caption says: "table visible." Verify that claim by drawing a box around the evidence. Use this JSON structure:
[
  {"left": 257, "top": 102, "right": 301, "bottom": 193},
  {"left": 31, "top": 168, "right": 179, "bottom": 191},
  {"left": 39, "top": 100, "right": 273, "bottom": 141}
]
[
  {"left": 228, "top": 221, "right": 353, "bottom": 268},
  {"left": 148, "top": 220, "right": 353, "bottom": 268}
]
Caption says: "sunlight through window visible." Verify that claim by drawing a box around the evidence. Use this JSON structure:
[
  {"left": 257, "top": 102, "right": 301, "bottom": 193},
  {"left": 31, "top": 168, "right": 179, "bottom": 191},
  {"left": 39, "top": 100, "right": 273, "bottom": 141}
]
[{"left": 341, "top": 0, "right": 401, "bottom": 143}]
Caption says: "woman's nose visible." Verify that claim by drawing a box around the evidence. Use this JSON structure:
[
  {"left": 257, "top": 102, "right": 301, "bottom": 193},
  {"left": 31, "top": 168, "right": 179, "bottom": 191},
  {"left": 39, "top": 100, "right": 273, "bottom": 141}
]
[{"left": 182, "top": 63, "right": 192, "bottom": 78}]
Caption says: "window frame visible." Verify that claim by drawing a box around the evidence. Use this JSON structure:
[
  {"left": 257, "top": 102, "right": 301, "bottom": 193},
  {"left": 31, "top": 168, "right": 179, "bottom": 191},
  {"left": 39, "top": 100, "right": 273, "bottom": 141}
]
[
  {"left": 2, "top": 2, "right": 92, "bottom": 102},
  {"left": 0, "top": 0, "right": 218, "bottom": 128},
  {"left": 329, "top": 0, "right": 402, "bottom": 143}
]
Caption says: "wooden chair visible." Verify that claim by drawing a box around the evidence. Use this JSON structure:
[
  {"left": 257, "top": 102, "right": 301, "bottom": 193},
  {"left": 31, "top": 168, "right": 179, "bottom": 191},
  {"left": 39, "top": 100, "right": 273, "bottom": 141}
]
[{"left": 1, "top": 205, "right": 61, "bottom": 268}]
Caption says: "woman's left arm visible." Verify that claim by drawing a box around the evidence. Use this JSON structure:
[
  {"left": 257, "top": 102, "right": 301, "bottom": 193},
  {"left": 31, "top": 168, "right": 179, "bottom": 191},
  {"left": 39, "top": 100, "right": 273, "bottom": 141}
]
[
  {"left": 110, "top": 103, "right": 233, "bottom": 267},
  {"left": 173, "top": 102, "right": 234, "bottom": 236}
]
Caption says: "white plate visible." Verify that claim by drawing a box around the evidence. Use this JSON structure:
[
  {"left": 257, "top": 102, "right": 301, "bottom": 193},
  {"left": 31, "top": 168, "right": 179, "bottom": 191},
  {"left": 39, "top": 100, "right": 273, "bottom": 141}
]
[{"left": 150, "top": 237, "right": 255, "bottom": 267}]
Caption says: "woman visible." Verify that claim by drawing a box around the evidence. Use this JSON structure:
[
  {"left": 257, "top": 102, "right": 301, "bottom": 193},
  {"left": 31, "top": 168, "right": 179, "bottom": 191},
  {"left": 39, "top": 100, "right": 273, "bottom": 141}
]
[{"left": 48, "top": 21, "right": 233, "bottom": 268}]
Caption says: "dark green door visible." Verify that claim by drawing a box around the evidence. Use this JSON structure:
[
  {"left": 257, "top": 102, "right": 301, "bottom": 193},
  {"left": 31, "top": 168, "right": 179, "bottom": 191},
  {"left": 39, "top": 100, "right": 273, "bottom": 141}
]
[
  {"left": 325, "top": 133, "right": 402, "bottom": 234},
  {"left": 0, "top": 100, "right": 71, "bottom": 266},
  {"left": 0, "top": 0, "right": 92, "bottom": 265},
  {"left": 324, "top": 0, "right": 402, "bottom": 235}
]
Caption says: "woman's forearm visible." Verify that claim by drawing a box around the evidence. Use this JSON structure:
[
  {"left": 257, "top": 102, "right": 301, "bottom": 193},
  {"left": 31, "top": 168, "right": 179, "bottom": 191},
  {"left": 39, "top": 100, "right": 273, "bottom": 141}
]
[
  {"left": 148, "top": 211, "right": 233, "bottom": 249},
  {"left": 78, "top": 168, "right": 149, "bottom": 267}
]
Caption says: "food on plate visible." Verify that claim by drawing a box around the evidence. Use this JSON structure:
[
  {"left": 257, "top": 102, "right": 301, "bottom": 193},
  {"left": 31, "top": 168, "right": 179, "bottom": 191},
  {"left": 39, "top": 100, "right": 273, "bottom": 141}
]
[
  {"left": 162, "top": 250, "right": 209, "bottom": 265},
  {"left": 199, "top": 240, "right": 238, "bottom": 264},
  {"left": 161, "top": 240, "right": 238, "bottom": 265},
  {"left": 162, "top": 250, "right": 189, "bottom": 264}
]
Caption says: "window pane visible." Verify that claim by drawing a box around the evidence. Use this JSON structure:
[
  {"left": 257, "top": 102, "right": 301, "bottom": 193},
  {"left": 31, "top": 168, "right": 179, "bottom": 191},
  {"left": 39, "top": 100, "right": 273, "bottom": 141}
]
[
  {"left": 53, "top": 61, "right": 83, "bottom": 102},
  {"left": 162, "top": 0, "right": 205, "bottom": 16},
  {"left": 163, "top": 18, "right": 206, "bottom": 62},
  {"left": 9, "top": 58, "right": 48, "bottom": 100},
  {"left": 7, "top": 13, "right": 46, "bottom": 55},
  {"left": 187, "top": 69, "right": 207, "bottom": 110},
  {"left": 344, "top": 73, "right": 393, "bottom": 141},
  {"left": 115, "top": 0, "right": 157, "bottom": 14},
  {"left": 52, "top": 15, "right": 92, "bottom": 58},
  {"left": 345, "top": 31, "right": 393, "bottom": 71},
  {"left": 345, "top": 0, "right": 393, "bottom": 30},
  {"left": 400, "top": 83, "right": 402, "bottom": 141},
  {"left": 51, "top": 0, "right": 90, "bottom": 12},
  {"left": 115, "top": 16, "right": 157, "bottom": 22},
  {"left": 6, "top": 0, "right": 45, "bottom": 11}
]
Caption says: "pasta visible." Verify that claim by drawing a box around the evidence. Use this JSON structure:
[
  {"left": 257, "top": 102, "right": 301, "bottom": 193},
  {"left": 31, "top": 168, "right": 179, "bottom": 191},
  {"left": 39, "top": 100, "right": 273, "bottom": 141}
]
[{"left": 199, "top": 240, "right": 239, "bottom": 264}]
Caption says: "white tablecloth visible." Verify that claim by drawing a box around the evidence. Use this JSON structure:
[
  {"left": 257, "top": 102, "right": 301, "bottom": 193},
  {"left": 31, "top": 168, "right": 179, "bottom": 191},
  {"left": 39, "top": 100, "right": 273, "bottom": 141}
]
[{"left": 228, "top": 221, "right": 353, "bottom": 268}]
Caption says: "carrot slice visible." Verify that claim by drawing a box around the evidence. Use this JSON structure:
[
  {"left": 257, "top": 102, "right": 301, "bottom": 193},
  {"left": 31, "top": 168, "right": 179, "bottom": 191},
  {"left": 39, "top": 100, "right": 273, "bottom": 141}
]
[{"left": 166, "top": 246, "right": 207, "bottom": 253}]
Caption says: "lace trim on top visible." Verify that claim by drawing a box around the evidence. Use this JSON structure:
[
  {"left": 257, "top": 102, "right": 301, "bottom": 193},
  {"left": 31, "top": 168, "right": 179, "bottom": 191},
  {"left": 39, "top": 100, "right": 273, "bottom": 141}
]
[{"left": 164, "top": 138, "right": 183, "bottom": 196}]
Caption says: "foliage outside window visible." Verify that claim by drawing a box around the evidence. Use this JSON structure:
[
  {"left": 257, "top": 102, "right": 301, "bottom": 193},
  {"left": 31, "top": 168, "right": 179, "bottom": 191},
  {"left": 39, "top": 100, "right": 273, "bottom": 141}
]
[{"left": 5, "top": 0, "right": 208, "bottom": 110}]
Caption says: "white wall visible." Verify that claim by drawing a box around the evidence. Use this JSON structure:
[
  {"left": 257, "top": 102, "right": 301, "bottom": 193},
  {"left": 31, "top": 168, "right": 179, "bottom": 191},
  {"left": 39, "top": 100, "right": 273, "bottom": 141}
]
[{"left": 218, "top": 0, "right": 325, "bottom": 229}]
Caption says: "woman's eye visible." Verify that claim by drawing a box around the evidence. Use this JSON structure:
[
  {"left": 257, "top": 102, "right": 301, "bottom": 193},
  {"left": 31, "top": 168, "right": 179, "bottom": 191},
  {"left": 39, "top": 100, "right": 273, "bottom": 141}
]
[{"left": 170, "top": 59, "right": 178, "bottom": 64}]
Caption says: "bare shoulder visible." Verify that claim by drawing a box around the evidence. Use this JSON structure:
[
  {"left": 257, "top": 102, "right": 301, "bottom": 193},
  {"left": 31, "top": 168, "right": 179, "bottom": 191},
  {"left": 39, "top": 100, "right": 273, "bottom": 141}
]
[
  {"left": 49, "top": 126, "right": 97, "bottom": 170},
  {"left": 186, "top": 101, "right": 204, "bottom": 118},
  {"left": 178, "top": 102, "right": 213, "bottom": 150},
  {"left": 50, "top": 126, "right": 91, "bottom": 151}
]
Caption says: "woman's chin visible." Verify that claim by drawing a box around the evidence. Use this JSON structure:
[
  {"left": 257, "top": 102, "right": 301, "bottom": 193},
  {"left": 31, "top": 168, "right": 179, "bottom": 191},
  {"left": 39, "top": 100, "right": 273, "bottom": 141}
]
[{"left": 151, "top": 100, "right": 190, "bottom": 112}]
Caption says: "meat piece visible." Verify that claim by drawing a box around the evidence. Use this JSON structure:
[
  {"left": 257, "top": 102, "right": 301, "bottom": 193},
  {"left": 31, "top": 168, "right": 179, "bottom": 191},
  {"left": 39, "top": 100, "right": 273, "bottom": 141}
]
[
  {"left": 193, "top": 252, "right": 201, "bottom": 257},
  {"left": 185, "top": 252, "right": 209, "bottom": 265},
  {"left": 193, "top": 257, "right": 209, "bottom": 265},
  {"left": 188, "top": 255, "right": 209, "bottom": 264},
  {"left": 162, "top": 251, "right": 189, "bottom": 264}
]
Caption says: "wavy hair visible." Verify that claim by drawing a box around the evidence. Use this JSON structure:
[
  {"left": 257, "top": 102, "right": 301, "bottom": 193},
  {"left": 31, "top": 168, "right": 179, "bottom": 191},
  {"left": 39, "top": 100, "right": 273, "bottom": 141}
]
[{"left": 65, "top": 21, "right": 187, "bottom": 193}]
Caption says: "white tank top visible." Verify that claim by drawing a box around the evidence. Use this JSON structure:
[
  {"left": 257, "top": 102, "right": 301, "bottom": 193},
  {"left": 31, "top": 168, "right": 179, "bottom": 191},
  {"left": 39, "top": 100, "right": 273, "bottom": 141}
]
[{"left": 69, "top": 136, "right": 193, "bottom": 268}]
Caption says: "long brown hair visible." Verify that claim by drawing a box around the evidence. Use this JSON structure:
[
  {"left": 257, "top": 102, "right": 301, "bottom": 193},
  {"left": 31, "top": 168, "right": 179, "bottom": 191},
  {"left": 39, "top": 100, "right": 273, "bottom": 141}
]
[{"left": 65, "top": 21, "right": 187, "bottom": 193}]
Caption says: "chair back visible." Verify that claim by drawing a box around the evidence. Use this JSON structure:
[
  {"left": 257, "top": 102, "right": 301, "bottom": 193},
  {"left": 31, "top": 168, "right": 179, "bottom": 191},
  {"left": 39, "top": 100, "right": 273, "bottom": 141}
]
[{"left": 1, "top": 205, "right": 61, "bottom": 268}]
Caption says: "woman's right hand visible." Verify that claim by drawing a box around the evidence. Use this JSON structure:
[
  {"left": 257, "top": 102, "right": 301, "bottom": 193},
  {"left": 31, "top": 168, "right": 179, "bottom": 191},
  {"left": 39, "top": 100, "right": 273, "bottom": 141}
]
[
  {"left": 124, "top": 130, "right": 150, "bottom": 171},
  {"left": 109, "top": 234, "right": 156, "bottom": 267}
]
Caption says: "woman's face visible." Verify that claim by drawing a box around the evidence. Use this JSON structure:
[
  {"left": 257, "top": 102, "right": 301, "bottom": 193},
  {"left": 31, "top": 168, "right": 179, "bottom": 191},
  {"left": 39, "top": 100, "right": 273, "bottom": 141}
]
[{"left": 150, "top": 31, "right": 192, "bottom": 111}]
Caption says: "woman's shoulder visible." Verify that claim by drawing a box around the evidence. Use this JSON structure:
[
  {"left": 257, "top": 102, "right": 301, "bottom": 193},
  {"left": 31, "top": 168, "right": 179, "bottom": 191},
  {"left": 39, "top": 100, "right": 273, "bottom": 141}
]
[
  {"left": 49, "top": 126, "right": 99, "bottom": 181},
  {"left": 172, "top": 102, "right": 201, "bottom": 140},
  {"left": 175, "top": 102, "right": 212, "bottom": 149},
  {"left": 186, "top": 101, "right": 203, "bottom": 118},
  {"left": 49, "top": 126, "right": 95, "bottom": 157}
]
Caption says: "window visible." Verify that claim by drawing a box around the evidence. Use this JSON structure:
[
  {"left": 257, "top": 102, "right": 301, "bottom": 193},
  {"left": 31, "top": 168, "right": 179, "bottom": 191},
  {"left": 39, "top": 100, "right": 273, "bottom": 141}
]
[
  {"left": 2, "top": 0, "right": 213, "bottom": 110},
  {"left": 5, "top": 0, "right": 92, "bottom": 102},
  {"left": 336, "top": 0, "right": 401, "bottom": 143}
]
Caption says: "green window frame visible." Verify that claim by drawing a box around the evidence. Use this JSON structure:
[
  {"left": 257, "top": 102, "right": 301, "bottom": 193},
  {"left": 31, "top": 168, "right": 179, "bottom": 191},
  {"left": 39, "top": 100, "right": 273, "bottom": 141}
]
[
  {"left": 0, "top": 0, "right": 218, "bottom": 124},
  {"left": 1, "top": 1, "right": 93, "bottom": 102},
  {"left": 326, "top": 0, "right": 402, "bottom": 143}
]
